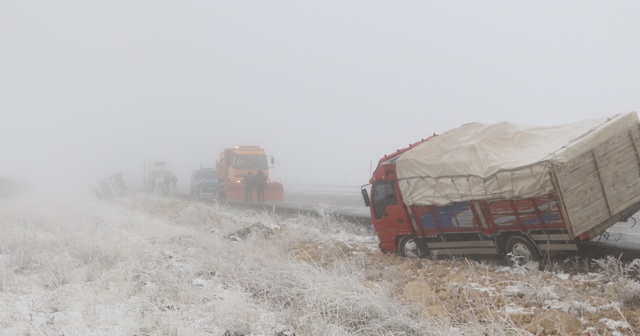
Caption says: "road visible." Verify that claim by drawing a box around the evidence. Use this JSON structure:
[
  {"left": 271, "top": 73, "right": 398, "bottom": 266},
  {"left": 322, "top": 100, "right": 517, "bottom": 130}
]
[{"left": 218, "top": 191, "right": 371, "bottom": 225}]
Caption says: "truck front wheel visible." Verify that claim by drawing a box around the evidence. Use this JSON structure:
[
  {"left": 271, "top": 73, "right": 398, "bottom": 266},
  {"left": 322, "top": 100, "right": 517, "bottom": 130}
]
[
  {"left": 506, "top": 236, "right": 540, "bottom": 266},
  {"left": 398, "top": 236, "right": 424, "bottom": 258}
]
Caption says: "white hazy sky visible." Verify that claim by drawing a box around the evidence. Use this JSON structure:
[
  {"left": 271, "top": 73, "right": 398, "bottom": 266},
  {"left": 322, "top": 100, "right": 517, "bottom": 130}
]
[{"left": 2, "top": 1, "right": 639, "bottom": 193}]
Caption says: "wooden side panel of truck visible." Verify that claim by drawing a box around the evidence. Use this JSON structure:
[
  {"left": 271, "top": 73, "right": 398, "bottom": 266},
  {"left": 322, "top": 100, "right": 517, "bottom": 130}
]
[{"left": 555, "top": 125, "right": 640, "bottom": 240}]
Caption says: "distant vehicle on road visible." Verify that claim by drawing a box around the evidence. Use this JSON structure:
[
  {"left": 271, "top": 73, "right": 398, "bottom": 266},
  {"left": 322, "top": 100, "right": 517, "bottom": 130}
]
[
  {"left": 191, "top": 168, "right": 221, "bottom": 198},
  {"left": 95, "top": 173, "right": 128, "bottom": 199},
  {"left": 143, "top": 161, "right": 172, "bottom": 194}
]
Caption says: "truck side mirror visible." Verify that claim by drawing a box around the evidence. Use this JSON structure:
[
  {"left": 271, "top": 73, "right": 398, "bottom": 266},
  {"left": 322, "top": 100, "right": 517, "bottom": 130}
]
[
  {"left": 271, "top": 157, "right": 275, "bottom": 165},
  {"left": 361, "top": 188, "right": 371, "bottom": 207}
]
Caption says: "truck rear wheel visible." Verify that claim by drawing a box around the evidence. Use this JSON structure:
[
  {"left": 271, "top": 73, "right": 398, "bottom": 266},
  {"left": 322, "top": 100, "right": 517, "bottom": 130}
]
[
  {"left": 506, "top": 236, "right": 540, "bottom": 266},
  {"left": 398, "top": 236, "right": 424, "bottom": 258}
]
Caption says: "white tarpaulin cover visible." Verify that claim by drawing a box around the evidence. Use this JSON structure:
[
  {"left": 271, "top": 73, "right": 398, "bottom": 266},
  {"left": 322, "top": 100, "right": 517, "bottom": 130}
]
[{"left": 395, "top": 112, "right": 639, "bottom": 206}]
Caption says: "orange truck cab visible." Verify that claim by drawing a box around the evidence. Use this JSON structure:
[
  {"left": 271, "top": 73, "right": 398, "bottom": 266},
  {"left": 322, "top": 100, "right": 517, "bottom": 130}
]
[{"left": 216, "top": 146, "right": 284, "bottom": 202}]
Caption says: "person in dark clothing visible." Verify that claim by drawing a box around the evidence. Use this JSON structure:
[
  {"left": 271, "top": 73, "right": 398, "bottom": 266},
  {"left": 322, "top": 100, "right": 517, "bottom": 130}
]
[
  {"left": 243, "top": 171, "right": 256, "bottom": 202},
  {"left": 255, "top": 169, "right": 267, "bottom": 202}
]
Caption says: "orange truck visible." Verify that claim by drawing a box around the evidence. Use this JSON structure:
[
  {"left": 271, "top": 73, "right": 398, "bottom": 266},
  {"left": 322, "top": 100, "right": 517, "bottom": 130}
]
[{"left": 216, "top": 146, "right": 284, "bottom": 202}]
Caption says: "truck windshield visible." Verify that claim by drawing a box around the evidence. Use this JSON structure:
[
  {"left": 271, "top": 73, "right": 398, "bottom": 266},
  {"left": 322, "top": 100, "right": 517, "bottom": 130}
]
[
  {"left": 371, "top": 180, "right": 398, "bottom": 219},
  {"left": 233, "top": 155, "right": 268, "bottom": 169}
]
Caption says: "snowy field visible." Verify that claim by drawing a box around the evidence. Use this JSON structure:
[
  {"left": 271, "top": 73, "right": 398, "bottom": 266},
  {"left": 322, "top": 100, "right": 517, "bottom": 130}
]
[{"left": 0, "top": 193, "right": 639, "bottom": 335}]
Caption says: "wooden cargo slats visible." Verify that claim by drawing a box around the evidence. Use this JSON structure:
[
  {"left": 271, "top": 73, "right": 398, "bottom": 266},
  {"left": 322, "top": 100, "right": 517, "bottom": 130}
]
[
  {"left": 595, "top": 130, "right": 640, "bottom": 214},
  {"left": 555, "top": 152, "right": 599, "bottom": 186},
  {"left": 555, "top": 126, "right": 640, "bottom": 238},
  {"left": 629, "top": 129, "right": 640, "bottom": 175},
  {"left": 592, "top": 152, "right": 613, "bottom": 216}
]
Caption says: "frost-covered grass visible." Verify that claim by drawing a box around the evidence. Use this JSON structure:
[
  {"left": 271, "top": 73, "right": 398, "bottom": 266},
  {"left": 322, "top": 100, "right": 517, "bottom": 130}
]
[{"left": 0, "top": 192, "right": 639, "bottom": 335}]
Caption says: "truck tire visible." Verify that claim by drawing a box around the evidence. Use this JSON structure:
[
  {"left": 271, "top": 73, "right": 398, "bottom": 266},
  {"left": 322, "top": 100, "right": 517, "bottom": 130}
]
[
  {"left": 505, "top": 236, "right": 540, "bottom": 266},
  {"left": 398, "top": 236, "right": 424, "bottom": 258}
]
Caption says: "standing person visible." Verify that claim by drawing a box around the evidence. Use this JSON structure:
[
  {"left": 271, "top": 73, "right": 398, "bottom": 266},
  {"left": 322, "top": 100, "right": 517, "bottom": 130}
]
[
  {"left": 255, "top": 169, "right": 267, "bottom": 202},
  {"left": 243, "top": 171, "right": 256, "bottom": 202}
]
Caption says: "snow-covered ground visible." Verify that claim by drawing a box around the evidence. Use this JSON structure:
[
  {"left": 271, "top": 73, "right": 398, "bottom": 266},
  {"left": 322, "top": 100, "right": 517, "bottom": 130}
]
[{"left": 0, "top": 193, "right": 639, "bottom": 335}]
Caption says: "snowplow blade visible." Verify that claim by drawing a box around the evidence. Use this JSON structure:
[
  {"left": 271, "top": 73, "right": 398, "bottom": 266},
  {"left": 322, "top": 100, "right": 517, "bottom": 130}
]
[
  {"left": 263, "top": 182, "right": 284, "bottom": 201},
  {"left": 223, "top": 182, "right": 284, "bottom": 202}
]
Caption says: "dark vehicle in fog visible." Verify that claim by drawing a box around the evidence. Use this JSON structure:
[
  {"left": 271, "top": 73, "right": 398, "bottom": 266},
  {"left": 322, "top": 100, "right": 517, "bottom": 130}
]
[{"left": 191, "top": 168, "right": 221, "bottom": 198}]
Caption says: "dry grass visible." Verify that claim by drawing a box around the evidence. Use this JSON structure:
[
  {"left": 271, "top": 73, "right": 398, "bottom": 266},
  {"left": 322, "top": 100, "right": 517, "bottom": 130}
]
[{"left": 0, "top": 193, "right": 638, "bottom": 335}]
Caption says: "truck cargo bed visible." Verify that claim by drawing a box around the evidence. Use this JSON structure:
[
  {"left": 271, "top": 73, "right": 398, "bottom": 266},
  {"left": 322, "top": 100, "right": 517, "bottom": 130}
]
[{"left": 554, "top": 125, "right": 640, "bottom": 239}]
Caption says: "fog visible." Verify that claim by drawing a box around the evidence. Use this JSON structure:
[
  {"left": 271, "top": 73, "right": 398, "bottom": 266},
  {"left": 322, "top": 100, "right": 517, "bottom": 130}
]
[{"left": 2, "top": 1, "right": 639, "bottom": 194}]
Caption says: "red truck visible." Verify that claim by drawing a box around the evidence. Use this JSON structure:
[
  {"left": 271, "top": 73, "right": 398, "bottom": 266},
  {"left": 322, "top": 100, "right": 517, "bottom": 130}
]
[{"left": 362, "top": 112, "right": 640, "bottom": 264}]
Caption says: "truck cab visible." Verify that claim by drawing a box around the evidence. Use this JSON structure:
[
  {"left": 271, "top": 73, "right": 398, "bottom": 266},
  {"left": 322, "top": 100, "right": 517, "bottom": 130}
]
[
  {"left": 364, "top": 139, "right": 434, "bottom": 257},
  {"left": 191, "top": 168, "right": 220, "bottom": 196},
  {"left": 368, "top": 169, "right": 418, "bottom": 257},
  {"left": 216, "top": 146, "right": 284, "bottom": 202}
]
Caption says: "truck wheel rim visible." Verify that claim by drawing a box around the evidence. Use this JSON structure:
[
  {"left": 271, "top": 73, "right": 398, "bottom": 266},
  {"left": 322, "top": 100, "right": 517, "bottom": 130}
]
[
  {"left": 512, "top": 243, "right": 532, "bottom": 263},
  {"left": 404, "top": 240, "right": 420, "bottom": 258}
]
